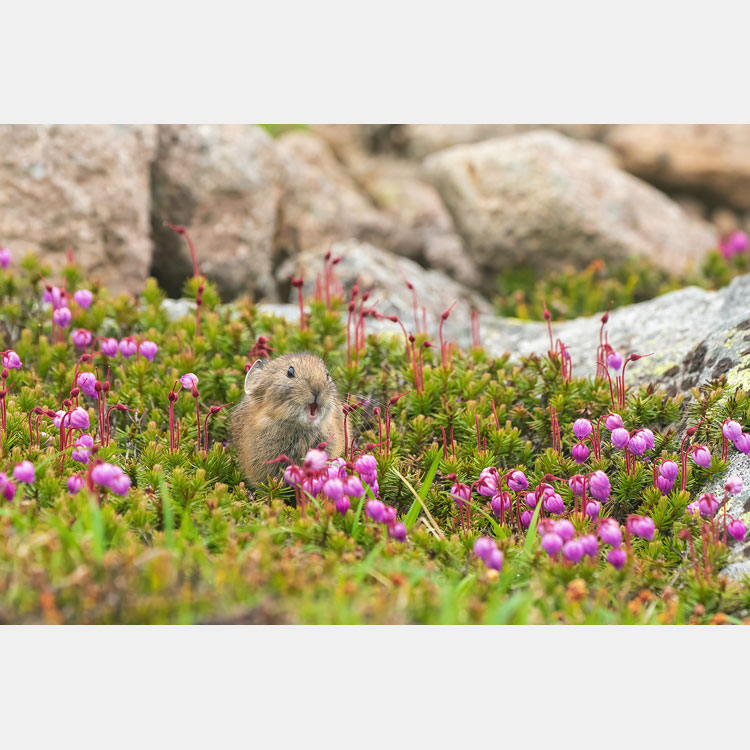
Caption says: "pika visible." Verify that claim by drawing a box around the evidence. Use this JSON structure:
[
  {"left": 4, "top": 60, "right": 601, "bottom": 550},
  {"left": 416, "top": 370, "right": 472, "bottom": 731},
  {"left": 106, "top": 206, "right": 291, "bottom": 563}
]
[{"left": 230, "top": 352, "right": 345, "bottom": 485}]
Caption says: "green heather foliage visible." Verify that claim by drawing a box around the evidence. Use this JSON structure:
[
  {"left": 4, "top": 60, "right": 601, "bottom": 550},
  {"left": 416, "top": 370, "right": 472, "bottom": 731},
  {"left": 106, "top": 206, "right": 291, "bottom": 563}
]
[
  {"left": 496, "top": 250, "right": 750, "bottom": 320},
  {"left": 0, "top": 251, "right": 748, "bottom": 624}
]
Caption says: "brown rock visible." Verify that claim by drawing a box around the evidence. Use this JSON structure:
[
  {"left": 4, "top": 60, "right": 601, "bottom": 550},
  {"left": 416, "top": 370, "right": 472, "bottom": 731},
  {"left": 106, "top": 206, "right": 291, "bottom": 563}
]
[
  {"left": 0, "top": 124, "right": 155, "bottom": 294},
  {"left": 606, "top": 125, "right": 750, "bottom": 210},
  {"left": 274, "top": 131, "right": 395, "bottom": 259},
  {"left": 425, "top": 130, "right": 717, "bottom": 278},
  {"left": 150, "top": 125, "right": 283, "bottom": 300}
]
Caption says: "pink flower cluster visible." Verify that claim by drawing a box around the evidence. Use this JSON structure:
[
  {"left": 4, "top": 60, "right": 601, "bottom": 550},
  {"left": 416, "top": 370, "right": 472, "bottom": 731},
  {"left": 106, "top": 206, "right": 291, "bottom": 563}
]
[
  {"left": 99, "top": 337, "right": 158, "bottom": 361},
  {"left": 284, "top": 449, "right": 405, "bottom": 540},
  {"left": 90, "top": 462, "right": 131, "bottom": 496}
]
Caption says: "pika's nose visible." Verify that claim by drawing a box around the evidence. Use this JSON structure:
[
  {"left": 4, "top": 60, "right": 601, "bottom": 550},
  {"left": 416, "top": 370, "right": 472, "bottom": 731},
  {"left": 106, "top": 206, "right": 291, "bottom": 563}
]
[{"left": 311, "top": 390, "right": 320, "bottom": 402}]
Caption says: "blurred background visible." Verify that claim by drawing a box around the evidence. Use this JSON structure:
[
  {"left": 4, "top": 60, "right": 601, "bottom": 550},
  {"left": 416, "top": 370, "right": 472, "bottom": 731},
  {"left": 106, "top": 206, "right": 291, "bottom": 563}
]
[{"left": 1, "top": 123, "right": 748, "bottom": 322}]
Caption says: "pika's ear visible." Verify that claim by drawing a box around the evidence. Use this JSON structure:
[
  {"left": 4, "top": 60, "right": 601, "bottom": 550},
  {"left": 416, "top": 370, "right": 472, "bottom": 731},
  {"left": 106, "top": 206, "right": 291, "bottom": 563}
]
[{"left": 244, "top": 358, "right": 267, "bottom": 395}]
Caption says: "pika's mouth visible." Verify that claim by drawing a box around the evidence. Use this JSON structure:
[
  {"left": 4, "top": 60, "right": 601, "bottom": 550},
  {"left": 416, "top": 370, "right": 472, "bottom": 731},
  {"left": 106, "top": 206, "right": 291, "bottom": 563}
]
[{"left": 308, "top": 401, "right": 318, "bottom": 419}]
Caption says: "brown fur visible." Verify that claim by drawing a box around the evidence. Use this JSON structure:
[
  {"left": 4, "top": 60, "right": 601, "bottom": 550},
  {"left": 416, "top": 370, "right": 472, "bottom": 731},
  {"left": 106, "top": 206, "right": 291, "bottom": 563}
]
[{"left": 230, "top": 353, "right": 344, "bottom": 485}]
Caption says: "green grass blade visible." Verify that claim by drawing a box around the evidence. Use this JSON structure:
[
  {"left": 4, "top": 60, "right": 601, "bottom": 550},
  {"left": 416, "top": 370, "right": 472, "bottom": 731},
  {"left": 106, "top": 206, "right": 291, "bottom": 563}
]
[
  {"left": 405, "top": 454, "right": 440, "bottom": 530},
  {"left": 158, "top": 476, "right": 174, "bottom": 548}
]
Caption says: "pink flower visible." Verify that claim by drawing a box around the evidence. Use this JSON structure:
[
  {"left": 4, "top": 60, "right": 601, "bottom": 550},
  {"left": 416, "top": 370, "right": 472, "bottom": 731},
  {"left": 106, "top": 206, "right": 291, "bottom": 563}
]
[
  {"left": 110, "top": 471, "right": 131, "bottom": 496},
  {"left": 543, "top": 492, "right": 565, "bottom": 515},
  {"left": 580, "top": 534, "right": 598, "bottom": 557},
  {"left": 659, "top": 460, "right": 679, "bottom": 483},
  {"left": 607, "top": 547, "right": 626, "bottom": 570},
  {"left": 334, "top": 497, "right": 350, "bottom": 515},
  {"left": 0, "top": 472, "right": 16, "bottom": 501},
  {"left": 589, "top": 470, "right": 611, "bottom": 502},
  {"left": 71, "top": 447, "right": 90, "bottom": 464},
  {"left": 598, "top": 519, "right": 622, "bottom": 547},
  {"left": 119, "top": 338, "right": 137, "bottom": 358},
  {"left": 555, "top": 519, "right": 575, "bottom": 541},
  {"left": 389, "top": 522, "right": 407, "bottom": 542},
  {"left": 719, "top": 230, "right": 748, "bottom": 258},
  {"left": 628, "top": 515, "right": 655, "bottom": 540},
  {"left": 572, "top": 442, "right": 589, "bottom": 464},
  {"left": 1, "top": 350, "right": 21, "bottom": 369},
  {"left": 343, "top": 475, "right": 364, "bottom": 498},
  {"left": 491, "top": 492, "right": 511, "bottom": 516},
  {"left": 72, "top": 328, "right": 93, "bottom": 350},
  {"left": 476, "top": 467, "right": 499, "bottom": 497},
  {"left": 584, "top": 499, "right": 601, "bottom": 518},
  {"left": 323, "top": 478, "right": 344, "bottom": 503},
  {"left": 180, "top": 373, "right": 199, "bottom": 390},
  {"left": 68, "top": 407, "right": 90, "bottom": 431},
  {"left": 573, "top": 418, "right": 592, "bottom": 440},
  {"left": 12, "top": 461, "right": 35, "bottom": 484},
  {"left": 728, "top": 519, "right": 747, "bottom": 542},
  {"left": 74, "top": 289, "right": 93, "bottom": 308},
  {"left": 67, "top": 474, "right": 85, "bottom": 494},
  {"left": 725, "top": 476, "right": 743, "bottom": 495},
  {"left": 562, "top": 539, "right": 584, "bottom": 563},
  {"left": 697, "top": 493, "right": 718, "bottom": 518},
  {"left": 100, "top": 338, "right": 119, "bottom": 357},
  {"left": 303, "top": 449, "right": 328, "bottom": 473},
  {"left": 139, "top": 340, "right": 158, "bottom": 361},
  {"left": 611, "top": 428, "right": 630, "bottom": 450},
  {"left": 91, "top": 462, "right": 120, "bottom": 489},
  {"left": 606, "top": 351, "right": 623, "bottom": 371},
  {"left": 507, "top": 469, "right": 528, "bottom": 492},
  {"left": 605, "top": 413, "right": 624, "bottom": 431},
  {"left": 52, "top": 306, "right": 72, "bottom": 328},
  {"left": 77, "top": 372, "right": 97, "bottom": 398},
  {"left": 542, "top": 532, "right": 563, "bottom": 556},
  {"left": 691, "top": 446, "right": 711, "bottom": 469},
  {"left": 450, "top": 481, "right": 471, "bottom": 507},
  {"left": 365, "top": 499, "right": 385, "bottom": 522},
  {"left": 735, "top": 434, "right": 750, "bottom": 454},
  {"left": 723, "top": 420, "right": 743, "bottom": 443},
  {"left": 0, "top": 248, "right": 10, "bottom": 269}
]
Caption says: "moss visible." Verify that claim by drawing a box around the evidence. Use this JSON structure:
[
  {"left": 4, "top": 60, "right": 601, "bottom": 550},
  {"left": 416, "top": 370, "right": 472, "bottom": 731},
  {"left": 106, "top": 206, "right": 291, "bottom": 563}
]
[{"left": 0, "top": 251, "right": 747, "bottom": 624}]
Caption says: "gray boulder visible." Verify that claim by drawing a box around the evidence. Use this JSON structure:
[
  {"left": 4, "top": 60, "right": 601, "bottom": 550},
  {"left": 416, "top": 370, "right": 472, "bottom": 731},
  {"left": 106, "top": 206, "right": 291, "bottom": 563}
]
[
  {"left": 425, "top": 130, "right": 717, "bottom": 280},
  {"left": 276, "top": 240, "right": 492, "bottom": 341},
  {"left": 480, "top": 273, "right": 750, "bottom": 386},
  {"left": 0, "top": 124, "right": 155, "bottom": 295},
  {"left": 150, "top": 125, "right": 283, "bottom": 301}
]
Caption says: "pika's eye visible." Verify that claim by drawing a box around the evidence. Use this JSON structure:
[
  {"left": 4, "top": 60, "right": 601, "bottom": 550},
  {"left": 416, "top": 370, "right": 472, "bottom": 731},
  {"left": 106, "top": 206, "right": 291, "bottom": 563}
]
[
  {"left": 287, "top": 366, "right": 295, "bottom": 378},
  {"left": 325, "top": 369, "right": 331, "bottom": 379}
]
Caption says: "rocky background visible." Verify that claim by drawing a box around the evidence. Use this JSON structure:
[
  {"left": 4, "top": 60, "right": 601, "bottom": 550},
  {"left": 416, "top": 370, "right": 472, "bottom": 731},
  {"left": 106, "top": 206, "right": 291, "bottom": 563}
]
[{"left": 2, "top": 124, "right": 748, "bottom": 305}]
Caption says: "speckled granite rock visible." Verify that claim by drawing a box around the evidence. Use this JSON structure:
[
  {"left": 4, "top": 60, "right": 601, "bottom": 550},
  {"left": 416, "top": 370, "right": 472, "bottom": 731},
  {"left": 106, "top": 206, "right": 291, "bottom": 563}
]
[{"left": 480, "top": 274, "right": 750, "bottom": 387}]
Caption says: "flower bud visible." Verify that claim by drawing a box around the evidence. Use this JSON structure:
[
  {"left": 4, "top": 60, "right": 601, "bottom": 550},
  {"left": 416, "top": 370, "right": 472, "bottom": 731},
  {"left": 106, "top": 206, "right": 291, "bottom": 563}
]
[
  {"left": 659, "top": 460, "right": 678, "bottom": 482},
  {"left": 691, "top": 446, "right": 711, "bottom": 469},
  {"left": 572, "top": 442, "right": 589, "bottom": 464},
  {"left": 725, "top": 476, "right": 743, "bottom": 495},
  {"left": 589, "top": 470, "right": 611, "bottom": 502},
  {"left": 12, "top": 461, "right": 35, "bottom": 484},
  {"left": 611, "top": 428, "right": 630, "bottom": 450},
  {"left": 598, "top": 519, "right": 622, "bottom": 547},
  {"left": 389, "top": 522, "right": 407, "bottom": 542},
  {"left": 507, "top": 469, "right": 528, "bottom": 492},
  {"left": 605, "top": 413, "right": 624, "bottom": 431}
]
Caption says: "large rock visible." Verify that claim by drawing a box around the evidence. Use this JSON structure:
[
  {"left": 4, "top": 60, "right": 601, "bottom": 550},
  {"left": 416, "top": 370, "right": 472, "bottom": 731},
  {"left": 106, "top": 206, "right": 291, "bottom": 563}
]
[
  {"left": 425, "top": 130, "right": 718, "bottom": 282},
  {"left": 274, "top": 131, "right": 395, "bottom": 259},
  {"left": 606, "top": 125, "right": 750, "bottom": 211},
  {"left": 308, "top": 127, "right": 480, "bottom": 286},
  {"left": 480, "top": 273, "right": 750, "bottom": 384},
  {"left": 0, "top": 124, "right": 155, "bottom": 294},
  {"left": 277, "top": 240, "right": 492, "bottom": 340},
  {"left": 150, "top": 125, "right": 283, "bottom": 301}
]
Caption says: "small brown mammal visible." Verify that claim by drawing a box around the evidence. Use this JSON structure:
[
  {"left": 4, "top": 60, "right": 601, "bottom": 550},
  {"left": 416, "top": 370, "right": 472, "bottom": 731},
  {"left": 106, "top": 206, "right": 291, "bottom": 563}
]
[{"left": 231, "top": 352, "right": 345, "bottom": 485}]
